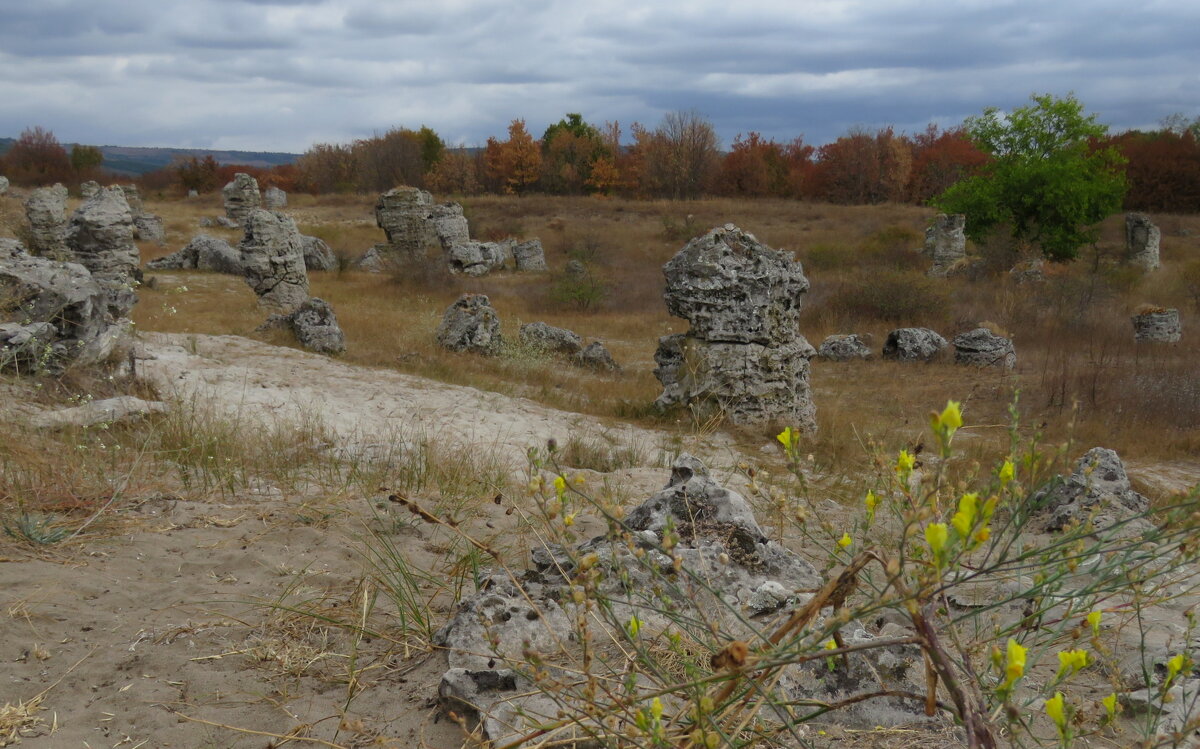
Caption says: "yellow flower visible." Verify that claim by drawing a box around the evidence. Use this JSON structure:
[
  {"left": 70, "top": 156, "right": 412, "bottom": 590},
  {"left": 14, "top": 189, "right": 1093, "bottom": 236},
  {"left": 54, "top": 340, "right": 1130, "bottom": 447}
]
[
  {"left": 896, "top": 449, "right": 916, "bottom": 475},
  {"left": 974, "top": 527, "right": 991, "bottom": 543},
  {"left": 627, "top": 615, "right": 642, "bottom": 638},
  {"left": 1102, "top": 692, "right": 1118, "bottom": 720},
  {"left": 776, "top": 427, "right": 799, "bottom": 452},
  {"left": 1004, "top": 639, "right": 1027, "bottom": 687},
  {"left": 1045, "top": 691, "right": 1066, "bottom": 730},
  {"left": 837, "top": 532, "right": 852, "bottom": 549},
  {"left": 1167, "top": 654, "right": 1188, "bottom": 681},
  {"left": 1086, "top": 610, "right": 1102, "bottom": 636},
  {"left": 824, "top": 639, "right": 838, "bottom": 651},
  {"left": 925, "top": 523, "right": 948, "bottom": 555},
  {"left": 951, "top": 493, "right": 979, "bottom": 538},
  {"left": 864, "top": 490, "right": 878, "bottom": 522},
  {"left": 939, "top": 400, "right": 964, "bottom": 434},
  {"left": 650, "top": 697, "right": 664, "bottom": 721},
  {"left": 1055, "top": 649, "right": 1089, "bottom": 680},
  {"left": 998, "top": 459, "right": 1015, "bottom": 486},
  {"left": 563, "top": 512, "right": 576, "bottom": 527},
  {"left": 553, "top": 475, "right": 567, "bottom": 500}
]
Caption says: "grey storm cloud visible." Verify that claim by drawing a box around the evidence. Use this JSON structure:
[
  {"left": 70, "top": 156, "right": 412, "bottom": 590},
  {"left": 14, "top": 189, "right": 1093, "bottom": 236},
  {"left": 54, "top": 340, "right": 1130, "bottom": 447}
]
[{"left": 0, "top": 0, "right": 1195, "bottom": 152}]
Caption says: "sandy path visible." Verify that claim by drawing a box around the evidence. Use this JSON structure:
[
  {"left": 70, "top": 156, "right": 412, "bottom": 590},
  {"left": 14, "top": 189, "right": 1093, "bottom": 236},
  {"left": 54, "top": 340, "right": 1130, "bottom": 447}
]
[{"left": 138, "top": 332, "right": 675, "bottom": 471}]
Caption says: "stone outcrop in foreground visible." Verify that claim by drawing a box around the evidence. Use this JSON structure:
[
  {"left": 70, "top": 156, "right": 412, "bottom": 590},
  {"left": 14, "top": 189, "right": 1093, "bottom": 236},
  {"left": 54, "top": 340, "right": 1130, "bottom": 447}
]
[
  {"left": 435, "top": 455, "right": 923, "bottom": 744},
  {"left": 653, "top": 224, "right": 815, "bottom": 430},
  {"left": 0, "top": 241, "right": 128, "bottom": 374}
]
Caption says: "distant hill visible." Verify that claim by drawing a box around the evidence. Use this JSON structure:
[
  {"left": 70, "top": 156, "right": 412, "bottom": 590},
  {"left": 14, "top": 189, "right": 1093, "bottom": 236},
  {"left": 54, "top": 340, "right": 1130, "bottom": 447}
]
[{"left": 0, "top": 137, "right": 300, "bottom": 176}]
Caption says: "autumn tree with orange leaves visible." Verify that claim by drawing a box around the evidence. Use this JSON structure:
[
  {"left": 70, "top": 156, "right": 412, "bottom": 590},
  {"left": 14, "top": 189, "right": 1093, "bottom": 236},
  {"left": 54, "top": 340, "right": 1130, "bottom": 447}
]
[{"left": 484, "top": 119, "right": 543, "bottom": 194}]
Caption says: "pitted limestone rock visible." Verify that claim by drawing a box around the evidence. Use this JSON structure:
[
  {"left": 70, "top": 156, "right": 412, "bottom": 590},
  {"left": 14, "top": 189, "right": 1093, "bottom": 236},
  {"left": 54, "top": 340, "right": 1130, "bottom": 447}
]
[
  {"left": 67, "top": 186, "right": 140, "bottom": 317},
  {"left": 883, "top": 328, "right": 948, "bottom": 362},
  {"left": 374, "top": 186, "right": 439, "bottom": 258},
  {"left": 1126, "top": 213, "right": 1161, "bottom": 271},
  {"left": 0, "top": 242, "right": 127, "bottom": 373},
  {"left": 430, "top": 203, "right": 469, "bottom": 249},
  {"left": 222, "top": 173, "right": 261, "bottom": 225},
  {"left": 24, "top": 184, "right": 70, "bottom": 258},
  {"left": 147, "top": 235, "right": 241, "bottom": 274},
  {"left": 436, "top": 294, "right": 502, "bottom": 355},
  {"left": 924, "top": 213, "right": 967, "bottom": 277},
  {"left": 953, "top": 328, "right": 1015, "bottom": 370},
  {"left": 654, "top": 225, "right": 816, "bottom": 430},
  {"left": 80, "top": 180, "right": 101, "bottom": 199},
  {"left": 1033, "top": 448, "right": 1151, "bottom": 533},
  {"left": 817, "top": 334, "right": 872, "bottom": 361},
  {"left": 258, "top": 297, "right": 345, "bottom": 355},
  {"left": 662, "top": 224, "right": 808, "bottom": 344},
  {"left": 1132, "top": 308, "right": 1181, "bottom": 343},
  {"left": 239, "top": 209, "right": 309, "bottom": 311},
  {"left": 446, "top": 240, "right": 510, "bottom": 276}
]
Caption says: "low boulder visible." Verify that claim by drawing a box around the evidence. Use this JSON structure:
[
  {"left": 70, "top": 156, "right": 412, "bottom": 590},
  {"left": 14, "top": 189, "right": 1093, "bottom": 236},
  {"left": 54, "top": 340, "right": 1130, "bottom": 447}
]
[
  {"left": 575, "top": 340, "right": 619, "bottom": 371},
  {"left": 512, "top": 239, "right": 547, "bottom": 271},
  {"left": 259, "top": 297, "right": 346, "bottom": 355},
  {"left": 80, "top": 180, "right": 101, "bottom": 199},
  {"left": 30, "top": 396, "right": 168, "bottom": 429},
  {"left": 882, "top": 328, "right": 947, "bottom": 362},
  {"left": 1132, "top": 307, "right": 1181, "bottom": 343},
  {"left": 147, "top": 235, "right": 242, "bottom": 274},
  {"left": 133, "top": 214, "right": 166, "bottom": 244},
  {"left": 436, "top": 294, "right": 502, "bottom": 355},
  {"left": 953, "top": 328, "right": 1015, "bottom": 370},
  {"left": 300, "top": 235, "right": 337, "bottom": 271},
  {"left": 519, "top": 321, "right": 582, "bottom": 354},
  {"left": 817, "top": 334, "right": 872, "bottom": 361},
  {"left": 263, "top": 186, "right": 288, "bottom": 210},
  {"left": 446, "top": 240, "right": 510, "bottom": 276}
]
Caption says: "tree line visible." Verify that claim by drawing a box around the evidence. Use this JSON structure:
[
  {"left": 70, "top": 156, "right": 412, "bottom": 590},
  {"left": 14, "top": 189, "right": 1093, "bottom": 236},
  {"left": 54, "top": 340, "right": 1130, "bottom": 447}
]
[{"left": 4, "top": 107, "right": 1199, "bottom": 214}]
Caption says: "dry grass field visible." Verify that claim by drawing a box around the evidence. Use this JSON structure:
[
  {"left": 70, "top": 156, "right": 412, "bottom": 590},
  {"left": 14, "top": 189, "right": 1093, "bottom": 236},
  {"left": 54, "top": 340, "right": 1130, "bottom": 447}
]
[{"left": 136, "top": 191, "right": 1200, "bottom": 474}]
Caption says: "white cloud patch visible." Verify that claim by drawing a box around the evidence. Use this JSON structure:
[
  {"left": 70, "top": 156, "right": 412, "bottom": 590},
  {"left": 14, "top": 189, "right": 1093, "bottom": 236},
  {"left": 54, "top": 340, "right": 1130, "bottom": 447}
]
[{"left": 0, "top": 0, "right": 1195, "bottom": 152}]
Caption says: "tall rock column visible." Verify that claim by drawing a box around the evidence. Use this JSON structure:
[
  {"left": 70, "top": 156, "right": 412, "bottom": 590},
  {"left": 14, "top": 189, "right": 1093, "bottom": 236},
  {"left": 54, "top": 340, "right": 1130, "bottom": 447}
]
[
  {"left": 239, "top": 209, "right": 310, "bottom": 311},
  {"left": 222, "top": 173, "right": 262, "bottom": 225},
  {"left": 374, "top": 186, "right": 438, "bottom": 260},
  {"left": 1125, "top": 213, "right": 1161, "bottom": 271},
  {"left": 652, "top": 224, "right": 816, "bottom": 432},
  {"left": 66, "top": 186, "right": 140, "bottom": 317},
  {"left": 924, "top": 213, "right": 966, "bottom": 277},
  {"left": 24, "top": 184, "right": 70, "bottom": 258}
]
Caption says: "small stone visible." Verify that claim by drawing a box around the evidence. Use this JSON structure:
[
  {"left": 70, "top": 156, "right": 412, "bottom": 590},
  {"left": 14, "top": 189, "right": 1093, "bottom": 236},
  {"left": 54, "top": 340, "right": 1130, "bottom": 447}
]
[
  {"left": 1126, "top": 213, "right": 1161, "bottom": 271},
  {"left": 147, "top": 234, "right": 241, "bottom": 274},
  {"left": 300, "top": 235, "right": 337, "bottom": 271},
  {"left": 817, "top": 334, "right": 872, "bottom": 362},
  {"left": 262, "top": 185, "right": 288, "bottom": 210},
  {"left": 576, "top": 341, "right": 619, "bottom": 372},
  {"left": 512, "top": 239, "right": 548, "bottom": 271},
  {"left": 79, "top": 180, "right": 101, "bottom": 199},
  {"left": 259, "top": 297, "right": 345, "bottom": 355}
]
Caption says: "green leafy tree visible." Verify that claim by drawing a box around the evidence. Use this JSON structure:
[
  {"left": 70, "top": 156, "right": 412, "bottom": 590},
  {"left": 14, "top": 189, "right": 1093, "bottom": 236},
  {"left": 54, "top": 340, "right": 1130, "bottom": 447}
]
[
  {"left": 70, "top": 144, "right": 103, "bottom": 174},
  {"left": 933, "top": 93, "right": 1126, "bottom": 261}
]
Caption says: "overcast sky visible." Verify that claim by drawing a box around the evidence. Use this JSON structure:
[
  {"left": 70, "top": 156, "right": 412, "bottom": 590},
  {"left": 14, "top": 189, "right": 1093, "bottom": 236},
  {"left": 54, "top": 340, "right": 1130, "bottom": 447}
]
[{"left": 1, "top": 0, "right": 1197, "bottom": 153}]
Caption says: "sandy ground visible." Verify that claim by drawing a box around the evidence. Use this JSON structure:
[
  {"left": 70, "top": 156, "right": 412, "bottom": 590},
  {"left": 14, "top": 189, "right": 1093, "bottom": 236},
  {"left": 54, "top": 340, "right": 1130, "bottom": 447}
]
[
  {"left": 3, "top": 333, "right": 1198, "bottom": 748},
  {"left": 0, "top": 333, "right": 729, "bottom": 748}
]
